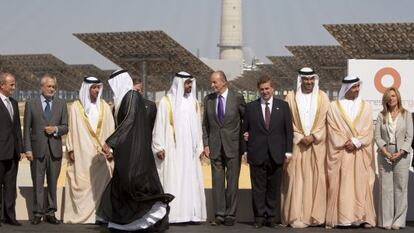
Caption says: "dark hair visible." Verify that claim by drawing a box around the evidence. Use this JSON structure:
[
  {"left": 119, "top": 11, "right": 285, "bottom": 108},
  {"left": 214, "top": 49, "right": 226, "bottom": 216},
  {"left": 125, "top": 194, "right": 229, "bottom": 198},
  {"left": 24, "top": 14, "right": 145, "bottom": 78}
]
[
  {"left": 211, "top": 70, "right": 227, "bottom": 82},
  {"left": 132, "top": 77, "right": 142, "bottom": 85},
  {"left": 257, "top": 75, "right": 273, "bottom": 88}
]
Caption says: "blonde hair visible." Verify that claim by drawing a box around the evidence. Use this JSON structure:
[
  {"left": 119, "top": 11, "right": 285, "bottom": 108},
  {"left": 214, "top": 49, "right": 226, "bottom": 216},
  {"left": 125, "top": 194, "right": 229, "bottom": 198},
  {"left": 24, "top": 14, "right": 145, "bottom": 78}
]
[{"left": 381, "top": 87, "right": 405, "bottom": 123}]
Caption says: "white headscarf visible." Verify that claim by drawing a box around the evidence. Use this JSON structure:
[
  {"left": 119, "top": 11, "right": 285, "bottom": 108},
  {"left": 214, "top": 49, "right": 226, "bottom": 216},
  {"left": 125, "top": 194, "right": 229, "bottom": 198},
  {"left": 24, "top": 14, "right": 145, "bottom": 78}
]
[
  {"left": 167, "top": 71, "right": 201, "bottom": 154},
  {"left": 338, "top": 75, "right": 362, "bottom": 120},
  {"left": 108, "top": 70, "right": 133, "bottom": 117},
  {"left": 79, "top": 76, "right": 103, "bottom": 131},
  {"left": 295, "top": 67, "right": 319, "bottom": 135},
  {"left": 338, "top": 75, "right": 362, "bottom": 100}
]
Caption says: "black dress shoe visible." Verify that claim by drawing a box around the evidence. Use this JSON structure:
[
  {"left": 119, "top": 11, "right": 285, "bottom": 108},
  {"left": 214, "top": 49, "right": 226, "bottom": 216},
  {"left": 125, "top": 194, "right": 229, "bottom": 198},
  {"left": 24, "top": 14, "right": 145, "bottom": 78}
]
[
  {"left": 210, "top": 217, "right": 223, "bottom": 226},
  {"left": 5, "top": 218, "right": 22, "bottom": 226},
  {"left": 45, "top": 215, "right": 61, "bottom": 224},
  {"left": 266, "top": 221, "right": 278, "bottom": 228},
  {"left": 224, "top": 217, "right": 235, "bottom": 226},
  {"left": 31, "top": 216, "right": 42, "bottom": 225},
  {"left": 253, "top": 222, "right": 264, "bottom": 229}
]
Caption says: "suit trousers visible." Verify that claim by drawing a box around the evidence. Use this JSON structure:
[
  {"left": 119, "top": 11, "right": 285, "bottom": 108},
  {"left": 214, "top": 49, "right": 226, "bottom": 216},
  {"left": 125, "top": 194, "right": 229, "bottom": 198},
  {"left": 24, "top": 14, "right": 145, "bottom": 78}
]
[
  {"left": 0, "top": 157, "right": 18, "bottom": 221},
  {"left": 378, "top": 144, "right": 411, "bottom": 228},
  {"left": 249, "top": 153, "right": 282, "bottom": 223},
  {"left": 210, "top": 147, "right": 241, "bottom": 220},
  {"left": 30, "top": 142, "right": 62, "bottom": 217}
]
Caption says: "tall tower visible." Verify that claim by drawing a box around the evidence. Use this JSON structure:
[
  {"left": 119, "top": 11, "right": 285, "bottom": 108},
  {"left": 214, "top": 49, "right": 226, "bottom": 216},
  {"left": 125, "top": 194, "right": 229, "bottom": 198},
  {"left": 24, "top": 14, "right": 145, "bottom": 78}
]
[{"left": 218, "top": 0, "right": 243, "bottom": 60}]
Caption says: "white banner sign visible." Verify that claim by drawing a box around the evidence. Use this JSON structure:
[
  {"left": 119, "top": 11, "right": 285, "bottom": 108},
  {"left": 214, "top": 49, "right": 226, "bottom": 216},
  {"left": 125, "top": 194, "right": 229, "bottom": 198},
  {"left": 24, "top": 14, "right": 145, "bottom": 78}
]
[{"left": 348, "top": 59, "right": 414, "bottom": 118}]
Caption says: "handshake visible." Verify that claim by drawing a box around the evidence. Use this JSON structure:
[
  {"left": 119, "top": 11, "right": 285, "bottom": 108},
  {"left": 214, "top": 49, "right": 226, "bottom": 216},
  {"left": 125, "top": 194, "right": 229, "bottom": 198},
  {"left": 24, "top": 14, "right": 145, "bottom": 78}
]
[
  {"left": 67, "top": 143, "right": 113, "bottom": 163},
  {"left": 101, "top": 143, "right": 114, "bottom": 161}
]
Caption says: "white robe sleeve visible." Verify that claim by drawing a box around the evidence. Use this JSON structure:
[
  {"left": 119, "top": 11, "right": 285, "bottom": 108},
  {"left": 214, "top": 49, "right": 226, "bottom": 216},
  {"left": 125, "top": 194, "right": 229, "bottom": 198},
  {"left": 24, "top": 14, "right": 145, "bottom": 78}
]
[
  {"left": 66, "top": 103, "right": 76, "bottom": 154},
  {"left": 152, "top": 98, "right": 168, "bottom": 156},
  {"left": 195, "top": 100, "right": 204, "bottom": 157}
]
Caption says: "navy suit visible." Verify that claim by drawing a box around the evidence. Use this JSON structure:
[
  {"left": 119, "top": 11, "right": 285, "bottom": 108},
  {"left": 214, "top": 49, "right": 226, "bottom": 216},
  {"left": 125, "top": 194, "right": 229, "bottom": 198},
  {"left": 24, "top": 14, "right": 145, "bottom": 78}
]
[{"left": 243, "top": 96, "right": 293, "bottom": 223}]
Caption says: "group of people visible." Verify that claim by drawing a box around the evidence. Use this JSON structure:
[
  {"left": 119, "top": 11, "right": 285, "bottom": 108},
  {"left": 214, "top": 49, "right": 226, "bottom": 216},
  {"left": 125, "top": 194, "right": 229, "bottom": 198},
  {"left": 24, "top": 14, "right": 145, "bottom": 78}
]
[{"left": 0, "top": 66, "right": 412, "bottom": 231}]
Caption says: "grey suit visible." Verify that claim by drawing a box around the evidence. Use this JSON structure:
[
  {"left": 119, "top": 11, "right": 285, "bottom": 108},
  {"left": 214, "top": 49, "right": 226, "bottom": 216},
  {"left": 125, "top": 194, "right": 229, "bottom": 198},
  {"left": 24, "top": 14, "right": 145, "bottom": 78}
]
[
  {"left": 202, "top": 90, "right": 245, "bottom": 221},
  {"left": 24, "top": 96, "right": 68, "bottom": 217},
  {"left": 374, "top": 111, "right": 413, "bottom": 228}
]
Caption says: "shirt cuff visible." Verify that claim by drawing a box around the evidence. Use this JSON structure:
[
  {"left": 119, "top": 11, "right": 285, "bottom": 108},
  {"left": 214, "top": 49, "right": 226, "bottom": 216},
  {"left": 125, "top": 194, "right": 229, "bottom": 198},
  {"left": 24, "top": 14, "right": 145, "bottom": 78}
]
[
  {"left": 285, "top": 153, "right": 292, "bottom": 159},
  {"left": 53, "top": 127, "right": 59, "bottom": 137},
  {"left": 351, "top": 137, "right": 362, "bottom": 149}
]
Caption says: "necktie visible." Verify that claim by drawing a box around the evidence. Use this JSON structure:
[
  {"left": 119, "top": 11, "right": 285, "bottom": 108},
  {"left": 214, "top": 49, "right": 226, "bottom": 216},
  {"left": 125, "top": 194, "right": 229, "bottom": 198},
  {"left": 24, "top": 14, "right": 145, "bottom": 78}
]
[
  {"left": 44, "top": 99, "right": 51, "bottom": 121},
  {"left": 265, "top": 102, "right": 270, "bottom": 130},
  {"left": 5, "top": 98, "right": 14, "bottom": 121},
  {"left": 217, "top": 95, "right": 224, "bottom": 124}
]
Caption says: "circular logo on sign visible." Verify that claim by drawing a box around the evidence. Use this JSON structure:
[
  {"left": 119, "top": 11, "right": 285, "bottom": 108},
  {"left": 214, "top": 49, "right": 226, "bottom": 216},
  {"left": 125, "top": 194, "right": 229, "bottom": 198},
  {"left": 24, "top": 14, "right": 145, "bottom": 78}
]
[{"left": 374, "top": 67, "right": 401, "bottom": 93}]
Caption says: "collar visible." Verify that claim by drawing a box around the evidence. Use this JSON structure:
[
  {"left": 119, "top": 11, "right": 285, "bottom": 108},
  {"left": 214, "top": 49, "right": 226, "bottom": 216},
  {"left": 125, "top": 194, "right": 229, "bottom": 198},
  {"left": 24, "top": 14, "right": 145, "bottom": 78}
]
[
  {"left": 218, "top": 88, "right": 229, "bottom": 99},
  {"left": 40, "top": 94, "right": 54, "bottom": 102},
  {"left": 0, "top": 92, "right": 9, "bottom": 102},
  {"left": 260, "top": 96, "right": 273, "bottom": 105}
]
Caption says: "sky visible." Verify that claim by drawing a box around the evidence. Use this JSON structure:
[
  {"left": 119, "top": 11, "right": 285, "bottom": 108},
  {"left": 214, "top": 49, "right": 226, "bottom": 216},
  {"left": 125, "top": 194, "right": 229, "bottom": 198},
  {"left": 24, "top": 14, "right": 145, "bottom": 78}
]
[{"left": 0, "top": 0, "right": 414, "bottom": 70}]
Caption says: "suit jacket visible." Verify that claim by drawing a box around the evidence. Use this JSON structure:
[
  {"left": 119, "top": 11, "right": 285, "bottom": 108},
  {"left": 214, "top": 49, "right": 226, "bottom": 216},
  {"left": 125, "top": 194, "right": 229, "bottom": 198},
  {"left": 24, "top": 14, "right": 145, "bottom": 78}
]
[
  {"left": 202, "top": 90, "right": 246, "bottom": 158},
  {"left": 243, "top": 97, "right": 293, "bottom": 165},
  {"left": 143, "top": 98, "right": 157, "bottom": 132},
  {"left": 0, "top": 97, "right": 23, "bottom": 160},
  {"left": 24, "top": 96, "right": 68, "bottom": 159},
  {"left": 375, "top": 110, "right": 413, "bottom": 153}
]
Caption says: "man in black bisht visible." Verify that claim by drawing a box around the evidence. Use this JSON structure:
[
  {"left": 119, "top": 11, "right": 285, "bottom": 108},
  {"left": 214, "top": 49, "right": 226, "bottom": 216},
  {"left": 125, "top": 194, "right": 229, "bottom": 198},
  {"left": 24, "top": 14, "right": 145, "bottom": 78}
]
[{"left": 98, "top": 69, "right": 173, "bottom": 232}]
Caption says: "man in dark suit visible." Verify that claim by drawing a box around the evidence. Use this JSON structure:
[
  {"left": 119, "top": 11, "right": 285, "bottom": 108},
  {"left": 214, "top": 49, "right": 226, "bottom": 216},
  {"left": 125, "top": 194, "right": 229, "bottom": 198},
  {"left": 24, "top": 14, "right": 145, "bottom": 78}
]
[
  {"left": 202, "top": 70, "right": 246, "bottom": 226},
  {"left": 243, "top": 76, "right": 293, "bottom": 228},
  {"left": 132, "top": 77, "right": 157, "bottom": 131},
  {"left": 0, "top": 72, "right": 25, "bottom": 226},
  {"left": 24, "top": 75, "right": 68, "bottom": 225}
]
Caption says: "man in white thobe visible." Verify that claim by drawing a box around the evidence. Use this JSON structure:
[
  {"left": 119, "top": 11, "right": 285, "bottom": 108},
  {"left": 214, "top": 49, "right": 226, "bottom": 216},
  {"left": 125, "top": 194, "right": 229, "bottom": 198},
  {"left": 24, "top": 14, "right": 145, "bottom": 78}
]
[
  {"left": 64, "top": 76, "right": 115, "bottom": 223},
  {"left": 152, "top": 71, "right": 207, "bottom": 223}
]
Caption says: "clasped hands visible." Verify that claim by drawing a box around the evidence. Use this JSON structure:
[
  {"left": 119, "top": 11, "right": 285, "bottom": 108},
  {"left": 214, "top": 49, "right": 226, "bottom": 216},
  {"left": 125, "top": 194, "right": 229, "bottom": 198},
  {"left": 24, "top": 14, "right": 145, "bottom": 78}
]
[
  {"left": 44, "top": 126, "right": 57, "bottom": 135},
  {"left": 381, "top": 147, "right": 402, "bottom": 162},
  {"left": 343, "top": 140, "right": 357, "bottom": 153}
]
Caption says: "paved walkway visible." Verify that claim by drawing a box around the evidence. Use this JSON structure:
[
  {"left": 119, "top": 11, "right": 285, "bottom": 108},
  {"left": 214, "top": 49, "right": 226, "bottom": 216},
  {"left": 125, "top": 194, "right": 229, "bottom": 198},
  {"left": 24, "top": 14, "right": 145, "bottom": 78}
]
[{"left": 1, "top": 221, "right": 413, "bottom": 233}]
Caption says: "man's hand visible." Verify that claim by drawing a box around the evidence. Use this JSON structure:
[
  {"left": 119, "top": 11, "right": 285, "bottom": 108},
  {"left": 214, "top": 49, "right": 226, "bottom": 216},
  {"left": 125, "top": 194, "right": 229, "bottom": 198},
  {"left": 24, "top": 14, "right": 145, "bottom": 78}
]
[
  {"left": 25, "top": 151, "right": 33, "bottom": 161},
  {"left": 344, "top": 140, "right": 356, "bottom": 153},
  {"left": 203, "top": 146, "right": 210, "bottom": 159},
  {"left": 102, "top": 143, "right": 111, "bottom": 155},
  {"left": 243, "top": 132, "right": 249, "bottom": 142},
  {"left": 157, "top": 150, "right": 165, "bottom": 160},
  {"left": 68, "top": 151, "right": 75, "bottom": 162},
  {"left": 44, "top": 126, "right": 56, "bottom": 135},
  {"left": 106, "top": 152, "right": 113, "bottom": 161},
  {"left": 19, "top": 153, "right": 25, "bottom": 161},
  {"left": 300, "top": 135, "right": 314, "bottom": 146}
]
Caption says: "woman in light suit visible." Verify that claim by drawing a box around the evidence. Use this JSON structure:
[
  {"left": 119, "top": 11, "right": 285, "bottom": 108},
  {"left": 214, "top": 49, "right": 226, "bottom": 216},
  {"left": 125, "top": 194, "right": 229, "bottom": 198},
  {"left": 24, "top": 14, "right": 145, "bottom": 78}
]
[{"left": 375, "top": 87, "right": 413, "bottom": 230}]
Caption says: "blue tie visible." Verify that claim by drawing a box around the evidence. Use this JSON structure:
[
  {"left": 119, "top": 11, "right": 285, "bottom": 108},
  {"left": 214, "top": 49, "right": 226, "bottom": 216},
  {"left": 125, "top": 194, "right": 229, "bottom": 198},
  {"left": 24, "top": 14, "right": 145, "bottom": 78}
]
[
  {"left": 217, "top": 95, "right": 224, "bottom": 124},
  {"left": 44, "top": 100, "right": 51, "bottom": 121}
]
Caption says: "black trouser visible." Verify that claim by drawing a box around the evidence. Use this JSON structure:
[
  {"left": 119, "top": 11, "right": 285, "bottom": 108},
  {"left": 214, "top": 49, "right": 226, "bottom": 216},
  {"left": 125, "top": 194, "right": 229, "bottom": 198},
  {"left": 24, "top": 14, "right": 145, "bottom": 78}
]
[
  {"left": 250, "top": 154, "right": 282, "bottom": 223},
  {"left": 0, "top": 157, "right": 18, "bottom": 221}
]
